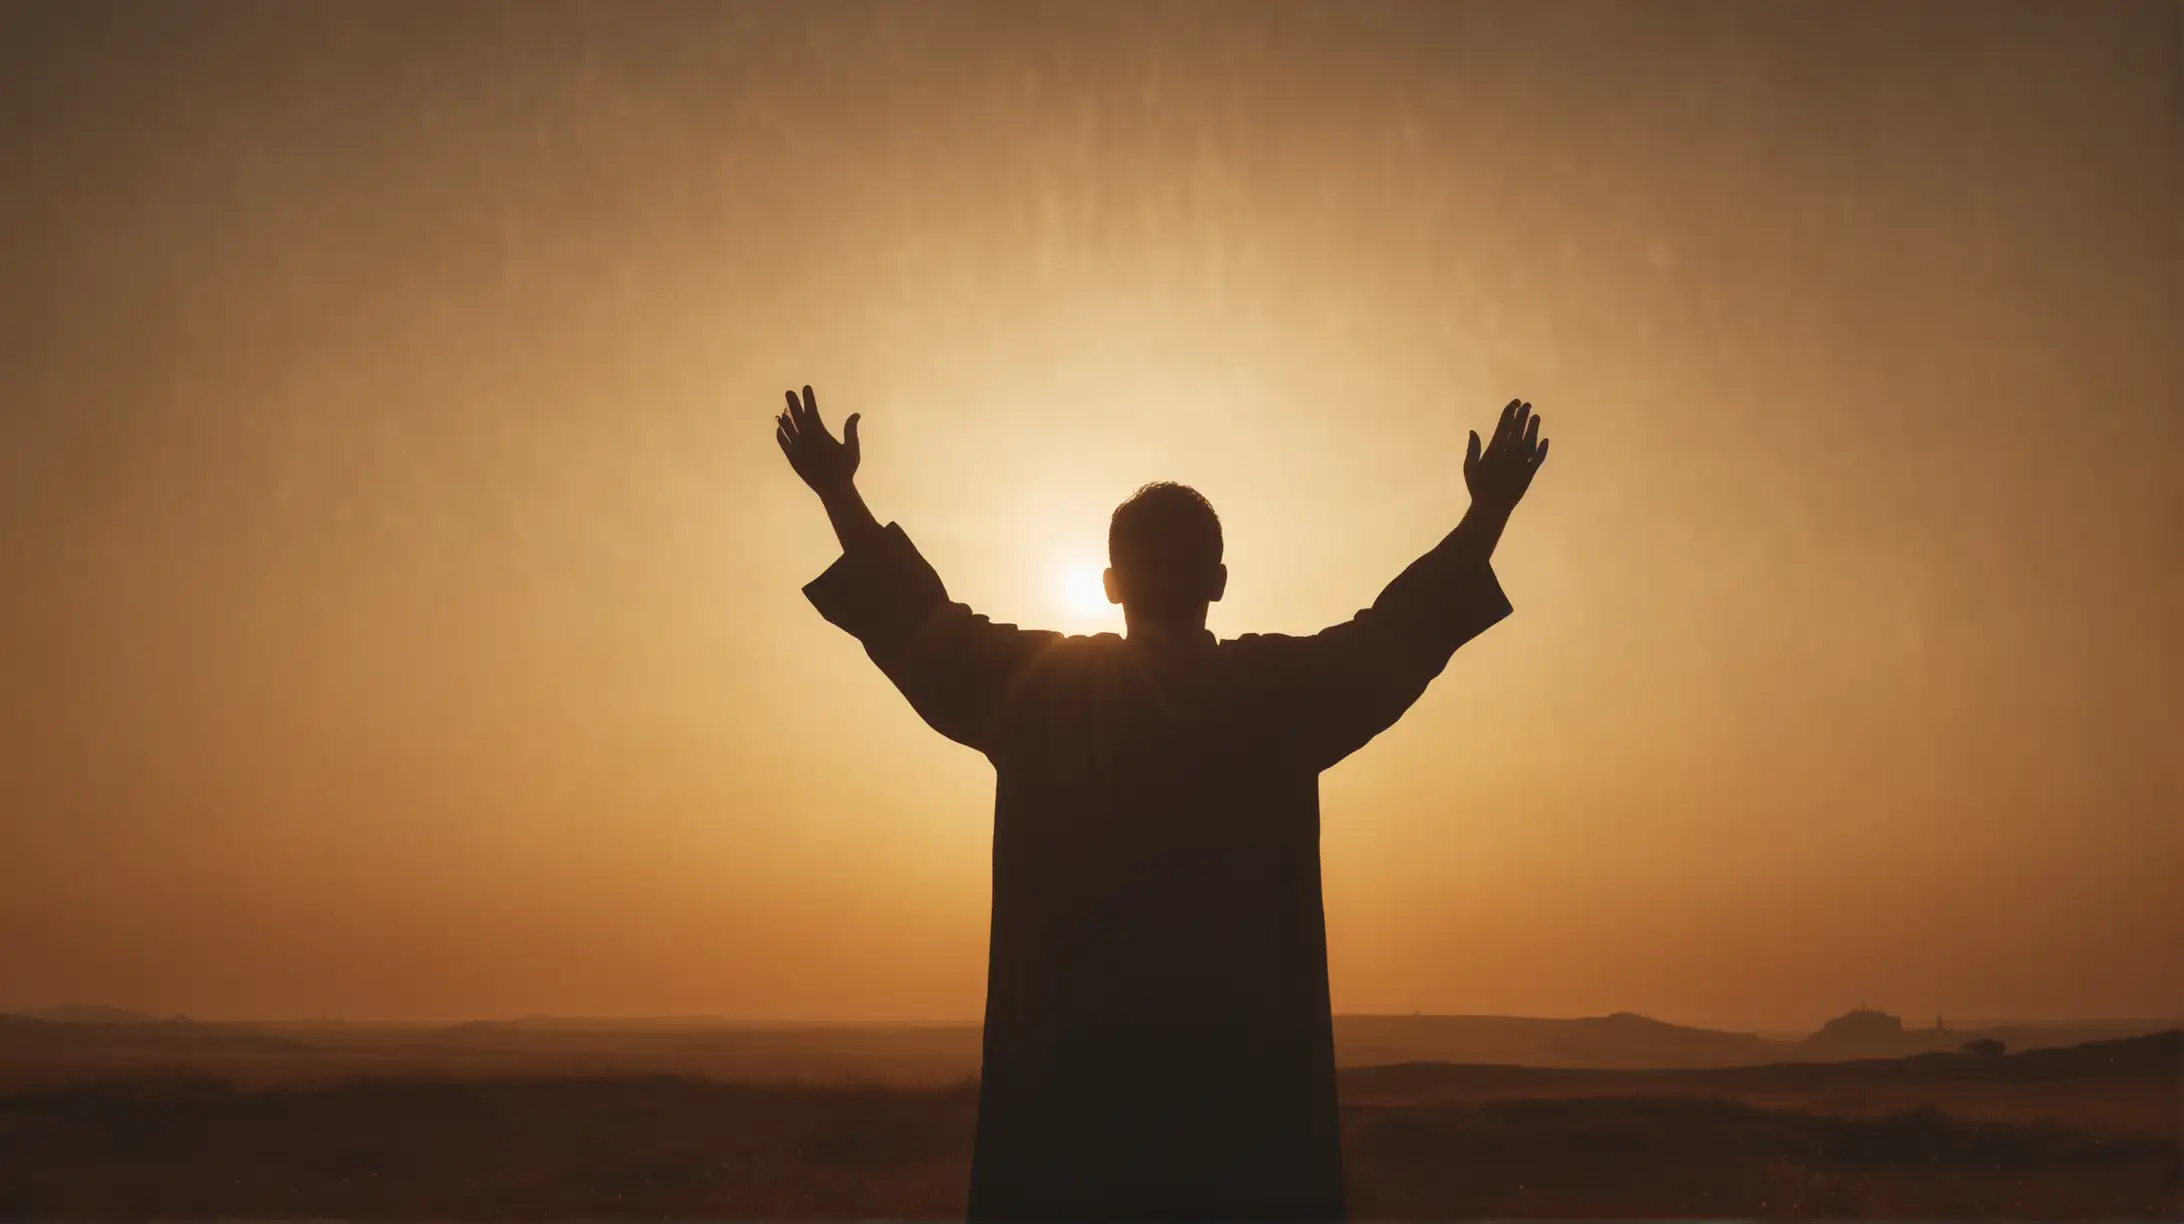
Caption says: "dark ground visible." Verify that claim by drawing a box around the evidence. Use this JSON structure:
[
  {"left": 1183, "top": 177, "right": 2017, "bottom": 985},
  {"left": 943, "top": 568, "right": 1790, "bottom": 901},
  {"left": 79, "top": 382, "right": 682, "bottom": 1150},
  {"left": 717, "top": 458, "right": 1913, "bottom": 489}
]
[{"left": 0, "top": 1031, "right": 2174, "bottom": 1219}]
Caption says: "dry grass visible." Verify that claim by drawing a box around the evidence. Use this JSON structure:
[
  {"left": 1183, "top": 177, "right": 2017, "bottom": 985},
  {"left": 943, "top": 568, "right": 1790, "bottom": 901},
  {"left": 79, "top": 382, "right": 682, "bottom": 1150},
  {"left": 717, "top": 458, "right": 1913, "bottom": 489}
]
[
  {"left": 1343, "top": 1096, "right": 2177, "bottom": 1219},
  {"left": 0, "top": 1033, "right": 2174, "bottom": 1218},
  {"left": 0, "top": 1075, "right": 980, "bottom": 1219}
]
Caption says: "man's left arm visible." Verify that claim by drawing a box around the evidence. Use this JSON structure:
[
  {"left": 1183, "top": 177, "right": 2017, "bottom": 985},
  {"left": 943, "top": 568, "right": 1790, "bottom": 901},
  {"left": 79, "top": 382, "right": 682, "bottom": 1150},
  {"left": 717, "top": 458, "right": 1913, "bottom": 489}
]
[{"left": 1275, "top": 398, "right": 1550, "bottom": 770}]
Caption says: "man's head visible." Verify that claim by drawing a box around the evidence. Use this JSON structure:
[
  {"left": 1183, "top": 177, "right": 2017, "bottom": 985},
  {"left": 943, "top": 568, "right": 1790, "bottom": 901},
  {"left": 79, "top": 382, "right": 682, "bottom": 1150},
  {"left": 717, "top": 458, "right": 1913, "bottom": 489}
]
[{"left": 1104, "top": 482, "right": 1227, "bottom": 628}]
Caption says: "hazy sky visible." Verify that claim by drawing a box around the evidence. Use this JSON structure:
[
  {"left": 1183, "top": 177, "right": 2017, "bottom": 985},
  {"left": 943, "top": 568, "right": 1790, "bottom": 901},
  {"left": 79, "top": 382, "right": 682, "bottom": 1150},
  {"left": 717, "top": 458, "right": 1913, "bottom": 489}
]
[{"left": 2, "top": 1, "right": 2176, "bottom": 1028}]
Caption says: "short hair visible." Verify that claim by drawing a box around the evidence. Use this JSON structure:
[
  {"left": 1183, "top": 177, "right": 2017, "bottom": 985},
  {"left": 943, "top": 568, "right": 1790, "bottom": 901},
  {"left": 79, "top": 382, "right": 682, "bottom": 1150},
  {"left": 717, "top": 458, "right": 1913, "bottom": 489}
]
[{"left": 1108, "top": 482, "right": 1223, "bottom": 607}]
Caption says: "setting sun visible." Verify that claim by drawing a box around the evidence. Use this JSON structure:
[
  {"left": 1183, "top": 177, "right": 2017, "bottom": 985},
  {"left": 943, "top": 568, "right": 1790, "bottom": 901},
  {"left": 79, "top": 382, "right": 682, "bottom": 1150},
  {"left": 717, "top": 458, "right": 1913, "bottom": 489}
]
[{"left": 1058, "top": 561, "right": 1116, "bottom": 630}]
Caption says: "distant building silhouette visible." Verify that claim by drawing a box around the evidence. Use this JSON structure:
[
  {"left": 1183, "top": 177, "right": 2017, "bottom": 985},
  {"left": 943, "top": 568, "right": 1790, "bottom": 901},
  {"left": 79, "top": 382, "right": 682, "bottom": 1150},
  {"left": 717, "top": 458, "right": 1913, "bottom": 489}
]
[
  {"left": 1819, "top": 1006, "right": 1903, "bottom": 1039},
  {"left": 1804, "top": 1007, "right": 1908, "bottom": 1056}
]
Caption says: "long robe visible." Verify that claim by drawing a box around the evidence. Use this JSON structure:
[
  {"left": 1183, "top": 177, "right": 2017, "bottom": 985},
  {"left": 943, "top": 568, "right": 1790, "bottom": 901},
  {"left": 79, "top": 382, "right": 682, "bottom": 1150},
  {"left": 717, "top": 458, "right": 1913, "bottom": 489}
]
[{"left": 805, "top": 522, "right": 1510, "bottom": 1222}]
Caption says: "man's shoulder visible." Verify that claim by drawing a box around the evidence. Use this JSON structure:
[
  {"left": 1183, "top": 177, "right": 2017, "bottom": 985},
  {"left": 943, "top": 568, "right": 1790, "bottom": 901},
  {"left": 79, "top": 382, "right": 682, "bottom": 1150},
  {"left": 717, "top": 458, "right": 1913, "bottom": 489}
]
[
  {"left": 1014, "top": 628, "right": 1121, "bottom": 666},
  {"left": 1212, "top": 630, "right": 1322, "bottom": 675},
  {"left": 1050, "top": 629, "right": 1123, "bottom": 654},
  {"left": 1217, "top": 630, "right": 1313, "bottom": 654}
]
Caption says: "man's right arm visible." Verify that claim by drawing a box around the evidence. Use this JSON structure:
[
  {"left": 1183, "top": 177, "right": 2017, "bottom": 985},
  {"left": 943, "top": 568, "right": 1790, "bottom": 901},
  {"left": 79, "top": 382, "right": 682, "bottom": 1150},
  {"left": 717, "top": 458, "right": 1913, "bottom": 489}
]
[
  {"left": 815, "top": 480, "right": 885, "bottom": 557},
  {"left": 778, "top": 385, "right": 1059, "bottom": 756},
  {"left": 777, "top": 384, "right": 885, "bottom": 555}
]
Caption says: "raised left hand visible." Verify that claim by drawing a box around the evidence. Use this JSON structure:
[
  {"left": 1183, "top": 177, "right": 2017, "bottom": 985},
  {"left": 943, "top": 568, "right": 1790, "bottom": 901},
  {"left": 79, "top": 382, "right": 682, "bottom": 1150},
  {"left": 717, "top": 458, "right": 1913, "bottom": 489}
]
[{"left": 1464, "top": 398, "right": 1549, "bottom": 513}]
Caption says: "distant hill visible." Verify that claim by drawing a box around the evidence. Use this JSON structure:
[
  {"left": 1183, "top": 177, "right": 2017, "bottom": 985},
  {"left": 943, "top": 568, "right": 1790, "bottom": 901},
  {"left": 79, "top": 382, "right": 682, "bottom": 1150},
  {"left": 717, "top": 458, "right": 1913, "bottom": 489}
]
[
  {"left": 1336, "top": 1010, "right": 2183, "bottom": 1070},
  {"left": 1791, "top": 1007, "right": 2177, "bottom": 1062},
  {"left": 15, "top": 1004, "right": 178, "bottom": 1025},
  {"left": 438, "top": 1015, "right": 987, "bottom": 1034},
  {"left": 440, "top": 1014, "right": 767, "bottom": 1034},
  {"left": 1339, "top": 1028, "right": 2183, "bottom": 1105},
  {"left": 0, "top": 1015, "right": 308, "bottom": 1059},
  {"left": 1335, "top": 1011, "right": 1783, "bottom": 1070}
]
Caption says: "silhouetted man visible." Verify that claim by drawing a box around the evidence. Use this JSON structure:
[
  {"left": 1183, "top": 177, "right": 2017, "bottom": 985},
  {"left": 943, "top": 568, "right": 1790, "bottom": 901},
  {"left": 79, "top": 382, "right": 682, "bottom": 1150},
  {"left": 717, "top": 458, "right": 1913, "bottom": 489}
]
[{"left": 777, "top": 386, "right": 1548, "bottom": 1221}]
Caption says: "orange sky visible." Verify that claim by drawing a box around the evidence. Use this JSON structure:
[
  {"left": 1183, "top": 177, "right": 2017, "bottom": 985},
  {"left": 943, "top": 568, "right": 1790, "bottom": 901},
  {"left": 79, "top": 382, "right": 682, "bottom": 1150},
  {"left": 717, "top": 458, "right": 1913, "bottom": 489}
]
[{"left": 1, "top": 1, "right": 2176, "bottom": 1029}]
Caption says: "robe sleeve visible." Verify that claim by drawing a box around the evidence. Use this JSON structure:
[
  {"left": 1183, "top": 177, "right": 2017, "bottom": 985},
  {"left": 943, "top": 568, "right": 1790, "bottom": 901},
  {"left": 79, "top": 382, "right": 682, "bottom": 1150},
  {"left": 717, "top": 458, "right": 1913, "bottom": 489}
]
[
  {"left": 803, "top": 522, "right": 1059, "bottom": 756},
  {"left": 1262, "top": 540, "right": 1513, "bottom": 772}
]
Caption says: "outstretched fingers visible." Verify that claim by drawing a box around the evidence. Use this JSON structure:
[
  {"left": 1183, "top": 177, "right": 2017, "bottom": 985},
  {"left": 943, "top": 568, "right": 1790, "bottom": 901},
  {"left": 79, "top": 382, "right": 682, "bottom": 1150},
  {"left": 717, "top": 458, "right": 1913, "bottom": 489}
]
[
  {"left": 1494, "top": 399, "right": 1521, "bottom": 447},
  {"left": 799, "top": 384, "right": 826, "bottom": 436},
  {"left": 1490, "top": 399, "right": 1538, "bottom": 466}
]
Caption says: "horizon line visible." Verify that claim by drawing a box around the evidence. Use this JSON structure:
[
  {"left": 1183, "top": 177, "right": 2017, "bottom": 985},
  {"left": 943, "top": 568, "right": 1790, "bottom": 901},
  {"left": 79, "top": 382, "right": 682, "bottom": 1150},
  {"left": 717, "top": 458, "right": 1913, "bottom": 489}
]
[{"left": 12, "top": 1005, "right": 2181, "bottom": 1032}]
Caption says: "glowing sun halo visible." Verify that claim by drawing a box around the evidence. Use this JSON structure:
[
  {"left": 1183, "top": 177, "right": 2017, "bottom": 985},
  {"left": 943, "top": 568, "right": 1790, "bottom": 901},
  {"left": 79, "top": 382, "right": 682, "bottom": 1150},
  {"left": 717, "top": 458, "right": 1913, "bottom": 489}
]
[{"left": 1059, "top": 562, "right": 1113, "bottom": 625}]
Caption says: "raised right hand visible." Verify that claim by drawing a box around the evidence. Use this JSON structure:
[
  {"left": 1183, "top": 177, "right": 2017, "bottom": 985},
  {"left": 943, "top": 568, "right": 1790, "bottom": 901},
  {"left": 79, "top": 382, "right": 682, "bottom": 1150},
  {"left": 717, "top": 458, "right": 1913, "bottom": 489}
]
[{"left": 776, "top": 385, "right": 861, "bottom": 494}]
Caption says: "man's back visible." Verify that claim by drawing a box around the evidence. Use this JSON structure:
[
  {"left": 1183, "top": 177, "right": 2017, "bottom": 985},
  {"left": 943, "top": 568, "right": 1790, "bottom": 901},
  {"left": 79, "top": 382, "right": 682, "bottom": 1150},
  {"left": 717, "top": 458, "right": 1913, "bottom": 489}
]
[
  {"left": 778, "top": 386, "right": 1549, "bottom": 1220},
  {"left": 976, "top": 632, "right": 1345, "bottom": 1219}
]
